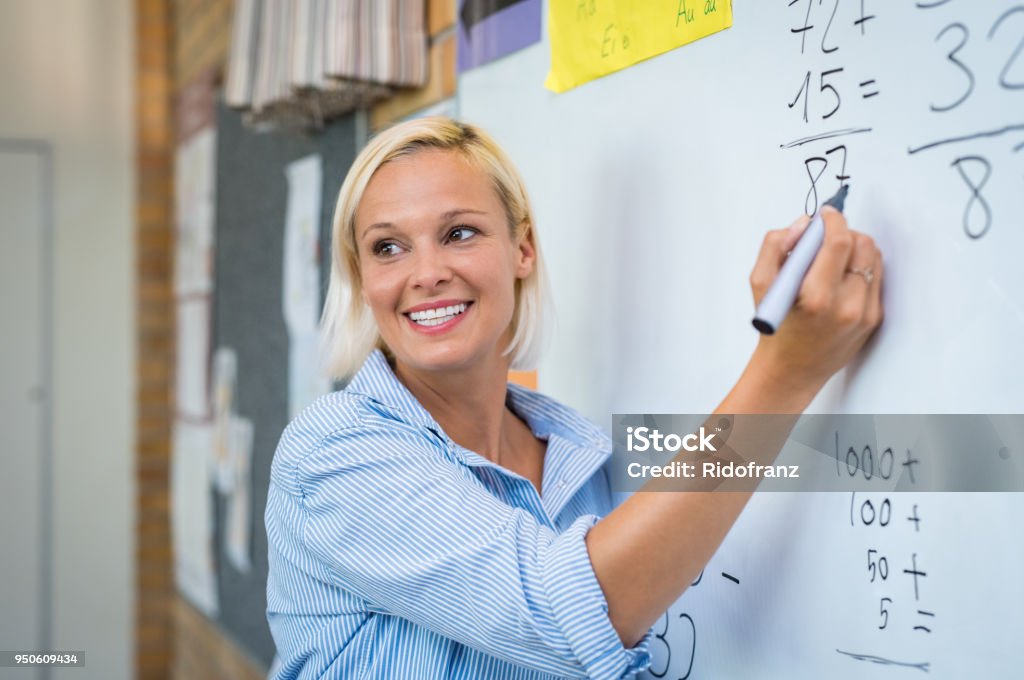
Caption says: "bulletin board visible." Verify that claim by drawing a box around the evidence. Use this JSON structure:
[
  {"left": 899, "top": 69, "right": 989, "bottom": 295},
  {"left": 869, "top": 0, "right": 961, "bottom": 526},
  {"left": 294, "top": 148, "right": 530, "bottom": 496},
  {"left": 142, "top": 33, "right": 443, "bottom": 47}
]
[{"left": 208, "top": 103, "right": 358, "bottom": 666}]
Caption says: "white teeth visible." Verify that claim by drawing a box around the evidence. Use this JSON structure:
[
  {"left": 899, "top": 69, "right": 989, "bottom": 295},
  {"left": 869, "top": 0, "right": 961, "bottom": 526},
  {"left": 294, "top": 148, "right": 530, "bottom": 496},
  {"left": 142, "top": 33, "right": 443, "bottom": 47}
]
[{"left": 409, "top": 303, "right": 467, "bottom": 325}]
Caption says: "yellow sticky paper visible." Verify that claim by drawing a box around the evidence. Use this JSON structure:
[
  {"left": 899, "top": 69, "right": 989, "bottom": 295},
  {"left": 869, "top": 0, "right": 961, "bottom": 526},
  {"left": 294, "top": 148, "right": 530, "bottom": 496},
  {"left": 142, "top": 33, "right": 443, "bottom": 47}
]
[{"left": 545, "top": 0, "right": 733, "bottom": 93}]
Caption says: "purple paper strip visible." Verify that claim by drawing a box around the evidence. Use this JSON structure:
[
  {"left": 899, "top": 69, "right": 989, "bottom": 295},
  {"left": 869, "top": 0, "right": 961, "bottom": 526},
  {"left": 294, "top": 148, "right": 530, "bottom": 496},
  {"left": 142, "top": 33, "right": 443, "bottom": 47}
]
[{"left": 457, "top": 0, "right": 542, "bottom": 73}]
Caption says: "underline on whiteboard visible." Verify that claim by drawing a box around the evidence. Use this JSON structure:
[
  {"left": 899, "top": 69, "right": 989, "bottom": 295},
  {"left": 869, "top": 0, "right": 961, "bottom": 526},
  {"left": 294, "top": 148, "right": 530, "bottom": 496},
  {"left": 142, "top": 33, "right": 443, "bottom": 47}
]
[
  {"left": 835, "top": 649, "right": 930, "bottom": 672},
  {"left": 908, "top": 122, "right": 1024, "bottom": 154},
  {"left": 779, "top": 127, "right": 873, "bottom": 149}
]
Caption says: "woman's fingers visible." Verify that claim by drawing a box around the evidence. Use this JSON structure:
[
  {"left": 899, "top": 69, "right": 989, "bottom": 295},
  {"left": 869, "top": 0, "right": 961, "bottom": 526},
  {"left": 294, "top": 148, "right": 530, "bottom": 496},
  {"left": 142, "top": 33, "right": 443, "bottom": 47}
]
[
  {"left": 750, "top": 210, "right": 883, "bottom": 340},
  {"left": 748, "top": 210, "right": 884, "bottom": 391},
  {"left": 783, "top": 213, "right": 812, "bottom": 250},
  {"left": 864, "top": 248, "right": 885, "bottom": 330},
  {"left": 836, "top": 231, "right": 878, "bottom": 329},
  {"left": 749, "top": 215, "right": 811, "bottom": 306},
  {"left": 799, "top": 207, "right": 853, "bottom": 311}
]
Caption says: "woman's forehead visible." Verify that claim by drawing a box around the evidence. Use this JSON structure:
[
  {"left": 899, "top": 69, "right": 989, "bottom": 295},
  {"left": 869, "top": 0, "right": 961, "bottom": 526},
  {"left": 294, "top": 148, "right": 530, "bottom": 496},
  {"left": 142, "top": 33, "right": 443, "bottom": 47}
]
[
  {"left": 356, "top": 150, "right": 502, "bottom": 227},
  {"left": 369, "top": 148, "right": 484, "bottom": 190}
]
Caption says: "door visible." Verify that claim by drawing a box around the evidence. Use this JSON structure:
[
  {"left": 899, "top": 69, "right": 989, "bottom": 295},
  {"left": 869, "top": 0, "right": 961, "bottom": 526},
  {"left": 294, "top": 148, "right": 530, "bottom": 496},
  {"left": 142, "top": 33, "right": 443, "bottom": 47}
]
[{"left": 0, "top": 141, "right": 52, "bottom": 679}]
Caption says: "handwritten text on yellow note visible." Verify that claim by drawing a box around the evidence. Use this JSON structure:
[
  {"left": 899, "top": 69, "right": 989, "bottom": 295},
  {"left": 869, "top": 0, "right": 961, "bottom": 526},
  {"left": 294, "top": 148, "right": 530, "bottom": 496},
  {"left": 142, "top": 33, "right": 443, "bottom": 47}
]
[{"left": 545, "top": 0, "right": 734, "bottom": 93}]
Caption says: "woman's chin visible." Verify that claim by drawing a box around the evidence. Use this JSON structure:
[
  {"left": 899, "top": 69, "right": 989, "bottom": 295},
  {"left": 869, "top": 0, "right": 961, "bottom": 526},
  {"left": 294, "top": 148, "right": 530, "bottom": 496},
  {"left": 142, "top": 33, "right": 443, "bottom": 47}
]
[{"left": 392, "top": 343, "right": 500, "bottom": 377}]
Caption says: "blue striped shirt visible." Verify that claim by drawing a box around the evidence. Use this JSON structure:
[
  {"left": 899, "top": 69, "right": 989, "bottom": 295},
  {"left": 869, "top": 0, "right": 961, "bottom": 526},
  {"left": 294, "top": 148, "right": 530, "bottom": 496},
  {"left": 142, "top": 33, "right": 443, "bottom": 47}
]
[{"left": 266, "top": 350, "right": 652, "bottom": 678}]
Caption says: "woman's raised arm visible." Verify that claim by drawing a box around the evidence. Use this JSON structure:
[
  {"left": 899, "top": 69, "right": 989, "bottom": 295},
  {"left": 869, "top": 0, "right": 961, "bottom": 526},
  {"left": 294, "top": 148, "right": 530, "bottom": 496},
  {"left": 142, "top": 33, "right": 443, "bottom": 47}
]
[{"left": 586, "top": 207, "right": 884, "bottom": 646}]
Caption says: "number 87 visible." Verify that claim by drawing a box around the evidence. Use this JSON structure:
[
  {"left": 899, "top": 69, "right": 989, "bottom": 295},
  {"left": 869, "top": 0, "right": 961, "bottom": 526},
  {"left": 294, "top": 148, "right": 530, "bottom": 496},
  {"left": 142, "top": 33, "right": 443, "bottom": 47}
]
[{"left": 802, "top": 145, "right": 848, "bottom": 216}]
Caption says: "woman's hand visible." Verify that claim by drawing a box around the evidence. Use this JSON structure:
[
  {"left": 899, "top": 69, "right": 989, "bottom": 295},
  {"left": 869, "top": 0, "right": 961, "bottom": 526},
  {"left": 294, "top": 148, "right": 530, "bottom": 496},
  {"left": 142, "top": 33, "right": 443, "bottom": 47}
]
[{"left": 747, "top": 208, "right": 884, "bottom": 403}]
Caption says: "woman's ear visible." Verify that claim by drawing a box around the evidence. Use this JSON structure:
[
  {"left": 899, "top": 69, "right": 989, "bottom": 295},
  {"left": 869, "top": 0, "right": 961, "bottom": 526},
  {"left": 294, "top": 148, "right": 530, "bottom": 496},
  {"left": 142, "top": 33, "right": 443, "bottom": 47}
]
[{"left": 515, "top": 224, "right": 537, "bottom": 279}]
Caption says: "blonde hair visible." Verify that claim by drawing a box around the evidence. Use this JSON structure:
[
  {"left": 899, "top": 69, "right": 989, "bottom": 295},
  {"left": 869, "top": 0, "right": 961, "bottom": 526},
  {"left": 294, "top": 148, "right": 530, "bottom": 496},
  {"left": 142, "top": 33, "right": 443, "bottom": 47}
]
[{"left": 320, "top": 116, "right": 549, "bottom": 381}]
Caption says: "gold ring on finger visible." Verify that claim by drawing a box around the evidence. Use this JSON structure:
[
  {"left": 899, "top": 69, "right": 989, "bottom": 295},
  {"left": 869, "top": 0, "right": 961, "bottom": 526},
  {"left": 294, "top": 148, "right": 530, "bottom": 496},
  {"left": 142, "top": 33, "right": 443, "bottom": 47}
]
[{"left": 845, "top": 266, "right": 874, "bottom": 284}]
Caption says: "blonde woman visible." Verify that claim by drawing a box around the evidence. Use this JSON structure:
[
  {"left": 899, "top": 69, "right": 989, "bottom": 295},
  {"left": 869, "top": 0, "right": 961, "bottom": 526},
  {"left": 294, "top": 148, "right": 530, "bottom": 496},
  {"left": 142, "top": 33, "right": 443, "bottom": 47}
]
[{"left": 265, "top": 117, "right": 883, "bottom": 679}]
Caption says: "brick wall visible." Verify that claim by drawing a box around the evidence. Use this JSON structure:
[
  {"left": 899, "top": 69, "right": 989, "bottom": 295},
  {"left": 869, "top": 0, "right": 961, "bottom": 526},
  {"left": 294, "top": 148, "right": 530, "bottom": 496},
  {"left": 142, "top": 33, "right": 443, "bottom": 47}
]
[
  {"left": 135, "top": 0, "right": 175, "bottom": 676},
  {"left": 134, "top": 0, "right": 244, "bottom": 677}
]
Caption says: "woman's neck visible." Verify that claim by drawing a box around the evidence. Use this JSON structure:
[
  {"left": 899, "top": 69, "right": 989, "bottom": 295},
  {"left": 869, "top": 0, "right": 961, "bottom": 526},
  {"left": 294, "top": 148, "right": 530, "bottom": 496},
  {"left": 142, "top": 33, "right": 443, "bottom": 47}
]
[{"left": 393, "top": 353, "right": 517, "bottom": 464}]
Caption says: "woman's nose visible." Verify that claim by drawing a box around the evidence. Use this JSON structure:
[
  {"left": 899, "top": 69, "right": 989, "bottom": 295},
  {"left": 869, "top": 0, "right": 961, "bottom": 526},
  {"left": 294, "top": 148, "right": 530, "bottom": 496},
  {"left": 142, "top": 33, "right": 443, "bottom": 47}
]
[{"left": 409, "top": 246, "right": 453, "bottom": 290}]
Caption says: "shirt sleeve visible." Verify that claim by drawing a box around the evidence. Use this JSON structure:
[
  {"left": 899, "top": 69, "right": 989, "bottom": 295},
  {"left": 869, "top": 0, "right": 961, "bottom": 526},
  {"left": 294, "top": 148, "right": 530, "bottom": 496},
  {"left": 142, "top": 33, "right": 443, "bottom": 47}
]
[{"left": 289, "top": 418, "right": 651, "bottom": 679}]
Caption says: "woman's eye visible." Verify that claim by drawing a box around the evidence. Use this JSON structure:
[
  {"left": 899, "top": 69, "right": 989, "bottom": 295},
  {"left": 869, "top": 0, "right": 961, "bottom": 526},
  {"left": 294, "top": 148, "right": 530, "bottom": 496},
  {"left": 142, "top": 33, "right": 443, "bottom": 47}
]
[
  {"left": 373, "top": 241, "right": 401, "bottom": 257},
  {"left": 448, "top": 226, "right": 478, "bottom": 242}
]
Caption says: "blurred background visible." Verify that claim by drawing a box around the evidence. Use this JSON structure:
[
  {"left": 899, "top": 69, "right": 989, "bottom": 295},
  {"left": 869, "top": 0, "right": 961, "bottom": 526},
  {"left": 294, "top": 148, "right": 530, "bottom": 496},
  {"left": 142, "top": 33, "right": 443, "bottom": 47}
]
[{"left": 0, "top": 0, "right": 502, "bottom": 677}]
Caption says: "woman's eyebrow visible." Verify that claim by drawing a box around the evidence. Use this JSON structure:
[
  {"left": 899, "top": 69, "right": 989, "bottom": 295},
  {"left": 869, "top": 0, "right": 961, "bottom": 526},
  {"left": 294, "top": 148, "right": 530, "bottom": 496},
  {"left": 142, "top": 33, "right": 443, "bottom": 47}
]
[
  {"left": 361, "top": 221, "right": 395, "bottom": 238},
  {"left": 440, "top": 208, "right": 487, "bottom": 221}
]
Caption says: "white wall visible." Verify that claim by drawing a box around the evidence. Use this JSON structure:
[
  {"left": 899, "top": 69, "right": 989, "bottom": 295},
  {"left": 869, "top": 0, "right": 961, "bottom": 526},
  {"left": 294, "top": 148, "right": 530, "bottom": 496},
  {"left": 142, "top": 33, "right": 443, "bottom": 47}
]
[{"left": 0, "top": 1, "right": 135, "bottom": 678}]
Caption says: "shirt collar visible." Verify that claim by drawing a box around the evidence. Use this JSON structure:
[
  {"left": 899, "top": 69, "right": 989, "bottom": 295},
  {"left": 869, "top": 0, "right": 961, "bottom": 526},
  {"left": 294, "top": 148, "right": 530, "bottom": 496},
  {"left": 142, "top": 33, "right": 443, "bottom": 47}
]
[
  {"left": 344, "top": 350, "right": 449, "bottom": 438},
  {"left": 346, "top": 350, "right": 609, "bottom": 452},
  {"left": 504, "top": 382, "right": 610, "bottom": 454},
  {"left": 345, "top": 350, "right": 612, "bottom": 515}
]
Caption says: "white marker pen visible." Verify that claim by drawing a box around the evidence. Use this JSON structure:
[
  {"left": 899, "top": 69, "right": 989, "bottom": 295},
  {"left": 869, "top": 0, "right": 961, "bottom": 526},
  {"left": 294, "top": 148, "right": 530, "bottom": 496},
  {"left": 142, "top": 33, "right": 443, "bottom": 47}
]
[{"left": 752, "top": 185, "right": 849, "bottom": 335}]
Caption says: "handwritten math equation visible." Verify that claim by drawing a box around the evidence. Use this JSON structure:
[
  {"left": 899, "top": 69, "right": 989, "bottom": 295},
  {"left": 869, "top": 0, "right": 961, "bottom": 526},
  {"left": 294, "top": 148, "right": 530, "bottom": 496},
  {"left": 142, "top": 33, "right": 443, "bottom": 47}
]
[
  {"left": 834, "top": 432, "right": 934, "bottom": 673},
  {"left": 906, "top": 1, "right": 1023, "bottom": 240},
  {"left": 645, "top": 566, "right": 742, "bottom": 679},
  {"left": 781, "top": 0, "right": 879, "bottom": 217},
  {"left": 780, "top": 0, "right": 1023, "bottom": 240}
]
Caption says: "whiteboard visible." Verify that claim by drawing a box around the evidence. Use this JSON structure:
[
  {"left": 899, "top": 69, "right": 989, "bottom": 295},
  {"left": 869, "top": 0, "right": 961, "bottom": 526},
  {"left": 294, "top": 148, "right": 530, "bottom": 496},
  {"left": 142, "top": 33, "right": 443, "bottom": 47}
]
[{"left": 458, "top": 1, "right": 1024, "bottom": 677}]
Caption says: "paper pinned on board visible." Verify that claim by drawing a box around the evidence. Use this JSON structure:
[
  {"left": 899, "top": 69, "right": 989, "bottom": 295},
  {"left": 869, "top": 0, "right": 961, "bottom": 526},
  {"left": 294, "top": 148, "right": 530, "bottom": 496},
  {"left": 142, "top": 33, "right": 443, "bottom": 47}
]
[
  {"left": 545, "top": 0, "right": 733, "bottom": 93},
  {"left": 211, "top": 347, "right": 238, "bottom": 492},
  {"left": 174, "top": 127, "right": 216, "bottom": 296},
  {"left": 209, "top": 346, "right": 254, "bottom": 573},
  {"left": 283, "top": 153, "right": 331, "bottom": 418},
  {"left": 173, "top": 124, "right": 216, "bottom": 420},
  {"left": 225, "top": 415, "right": 254, "bottom": 573},
  {"left": 175, "top": 298, "right": 211, "bottom": 420},
  {"left": 283, "top": 154, "right": 323, "bottom": 338},
  {"left": 171, "top": 421, "right": 218, "bottom": 616},
  {"left": 457, "top": 0, "right": 542, "bottom": 73}
]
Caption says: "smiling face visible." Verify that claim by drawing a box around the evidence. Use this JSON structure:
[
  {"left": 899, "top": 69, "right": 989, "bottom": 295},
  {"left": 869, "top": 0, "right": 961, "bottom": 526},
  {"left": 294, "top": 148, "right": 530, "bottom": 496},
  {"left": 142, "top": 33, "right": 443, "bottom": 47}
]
[{"left": 355, "top": 149, "right": 536, "bottom": 377}]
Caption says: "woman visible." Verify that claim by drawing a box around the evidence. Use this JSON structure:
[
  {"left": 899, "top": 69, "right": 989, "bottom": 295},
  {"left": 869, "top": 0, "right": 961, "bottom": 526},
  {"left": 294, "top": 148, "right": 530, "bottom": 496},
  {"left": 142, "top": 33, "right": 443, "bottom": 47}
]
[{"left": 265, "top": 117, "right": 883, "bottom": 679}]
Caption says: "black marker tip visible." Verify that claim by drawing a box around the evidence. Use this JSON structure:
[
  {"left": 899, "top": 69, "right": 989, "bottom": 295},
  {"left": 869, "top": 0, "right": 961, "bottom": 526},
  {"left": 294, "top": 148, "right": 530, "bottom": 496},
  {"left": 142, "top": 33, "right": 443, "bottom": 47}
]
[{"left": 824, "top": 184, "right": 849, "bottom": 213}]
